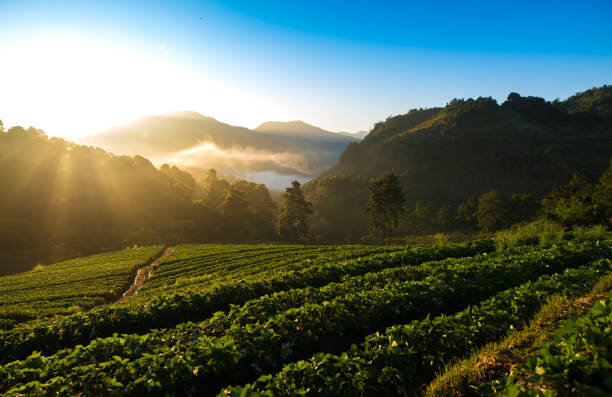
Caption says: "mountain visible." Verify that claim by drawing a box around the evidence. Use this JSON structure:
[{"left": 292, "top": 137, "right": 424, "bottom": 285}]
[
  {"left": 80, "top": 113, "right": 267, "bottom": 157},
  {"left": 336, "top": 130, "right": 369, "bottom": 139},
  {"left": 303, "top": 85, "right": 612, "bottom": 241},
  {"left": 79, "top": 114, "right": 357, "bottom": 185},
  {"left": 255, "top": 120, "right": 359, "bottom": 142}
]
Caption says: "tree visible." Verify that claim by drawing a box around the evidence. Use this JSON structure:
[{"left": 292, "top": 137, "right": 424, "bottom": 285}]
[
  {"left": 220, "top": 186, "right": 250, "bottom": 239},
  {"left": 367, "top": 173, "right": 405, "bottom": 244},
  {"left": 437, "top": 204, "right": 454, "bottom": 232},
  {"left": 456, "top": 196, "right": 478, "bottom": 228},
  {"left": 202, "top": 169, "right": 229, "bottom": 209},
  {"left": 594, "top": 159, "right": 612, "bottom": 223},
  {"left": 541, "top": 173, "right": 600, "bottom": 226},
  {"left": 0, "top": 120, "right": 4, "bottom": 133},
  {"left": 160, "top": 164, "right": 197, "bottom": 199},
  {"left": 507, "top": 193, "right": 539, "bottom": 225},
  {"left": 232, "top": 180, "right": 278, "bottom": 239},
  {"left": 474, "top": 190, "right": 506, "bottom": 231},
  {"left": 277, "top": 181, "right": 313, "bottom": 242}
]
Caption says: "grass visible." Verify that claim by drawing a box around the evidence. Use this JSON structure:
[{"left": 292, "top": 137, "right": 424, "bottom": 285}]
[
  {"left": 424, "top": 269, "right": 612, "bottom": 397},
  {"left": 494, "top": 219, "right": 565, "bottom": 251}
]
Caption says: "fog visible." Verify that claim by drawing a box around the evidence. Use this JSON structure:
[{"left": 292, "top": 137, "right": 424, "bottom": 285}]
[{"left": 151, "top": 141, "right": 323, "bottom": 189}]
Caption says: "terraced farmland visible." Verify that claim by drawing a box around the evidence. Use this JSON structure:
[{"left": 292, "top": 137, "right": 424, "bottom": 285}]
[
  {"left": 0, "top": 246, "right": 164, "bottom": 329},
  {"left": 0, "top": 236, "right": 610, "bottom": 396},
  {"left": 137, "top": 244, "right": 408, "bottom": 297}
]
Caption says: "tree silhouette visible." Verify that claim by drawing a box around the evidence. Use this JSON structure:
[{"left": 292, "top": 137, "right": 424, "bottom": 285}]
[
  {"left": 277, "top": 181, "right": 313, "bottom": 242},
  {"left": 221, "top": 186, "right": 250, "bottom": 239},
  {"left": 202, "top": 169, "right": 230, "bottom": 209},
  {"left": 474, "top": 190, "right": 506, "bottom": 231},
  {"left": 367, "top": 172, "right": 405, "bottom": 244}
]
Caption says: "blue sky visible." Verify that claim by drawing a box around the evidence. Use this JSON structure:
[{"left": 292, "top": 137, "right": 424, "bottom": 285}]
[{"left": 0, "top": 0, "right": 611, "bottom": 137}]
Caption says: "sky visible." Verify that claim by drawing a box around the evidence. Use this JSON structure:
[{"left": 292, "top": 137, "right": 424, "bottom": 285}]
[{"left": 0, "top": 0, "right": 611, "bottom": 138}]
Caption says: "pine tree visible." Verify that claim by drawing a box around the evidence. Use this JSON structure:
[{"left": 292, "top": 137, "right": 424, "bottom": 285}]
[{"left": 277, "top": 181, "right": 313, "bottom": 242}]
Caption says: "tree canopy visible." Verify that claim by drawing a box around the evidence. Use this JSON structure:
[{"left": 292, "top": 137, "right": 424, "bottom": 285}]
[
  {"left": 277, "top": 181, "right": 313, "bottom": 242},
  {"left": 367, "top": 172, "right": 405, "bottom": 243}
]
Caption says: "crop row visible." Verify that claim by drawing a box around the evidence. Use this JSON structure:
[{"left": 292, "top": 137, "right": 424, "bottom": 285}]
[
  {"left": 1, "top": 240, "right": 607, "bottom": 395},
  {"left": 141, "top": 245, "right": 399, "bottom": 296},
  {"left": 498, "top": 289, "right": 612, "bottom": 396},
  {"left": 223, "top": 261, "right": 610, "bottom": 396},
  {"left": 0, "top": 241, "right": 533, "bottom": 362},
  {"left": 0, "top": 239, "right": 493, "bottom": 362},
  {"left": 0, "top": 246, "right": 164, "bottom": 328}
]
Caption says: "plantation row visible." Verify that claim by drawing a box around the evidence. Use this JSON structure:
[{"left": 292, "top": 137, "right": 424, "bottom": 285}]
[
  {"left": 222, "top": 262, "right": 609, "bottom": 395},
  {"left": 0, "top": 239, "right": 493, "bottom": 362},
  {"left": 0, "top": 246, "right": 164, "bottom": 329},
  {"left": 139, "top": 244, "right": 402, "bottom": 297},
  {"left": 1, "top": 240, "right": 609, "bottom": 395},
  {"left": 498, "top": 290, "right": 612, "bottom": 396}
]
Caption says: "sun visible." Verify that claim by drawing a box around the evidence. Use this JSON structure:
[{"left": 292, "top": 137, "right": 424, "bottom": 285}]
[
  {"left": 0, "top": 35, "right": 191, "bottom": 138},
  {"left": 0, "top": 33, "right": 293, "bottom": 140}
]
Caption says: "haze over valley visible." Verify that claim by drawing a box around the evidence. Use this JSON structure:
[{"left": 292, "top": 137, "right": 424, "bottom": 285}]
[{"left": 79, "top": 112, "right": 361, "bottom": 189}]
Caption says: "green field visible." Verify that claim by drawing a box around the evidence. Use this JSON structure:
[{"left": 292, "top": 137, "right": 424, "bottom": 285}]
[
  {"left": 137, "top": 244, "right": 408, "bottom": 297},
  {"left": 0, "top": 246, "right": 164, "bottom": 329},
  {"left": 0, "top": 237, "right": 611, "bottom": 396}
]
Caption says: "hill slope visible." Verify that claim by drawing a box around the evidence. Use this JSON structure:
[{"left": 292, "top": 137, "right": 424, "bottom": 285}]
[
  {"left": 0, "top": 126, "right": 224, "bottom": 275},
  {"left": 322, "top": 86, "right": 612, "bottom": 205}
]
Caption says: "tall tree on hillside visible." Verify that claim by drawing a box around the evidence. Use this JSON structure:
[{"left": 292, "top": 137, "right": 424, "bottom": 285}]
[
  {"left": 160, "top": 164, "right": 198, "bottom": 199},
  {"left": 231, "top": 180, "right": 278, "bottom": 239},
  {"left": 367, "top": 172, "right": 405, "bottom": 244},
  {"left": 474, "top": 190, "right": 507, "bottom": 231},
  {"left": 277, "top": 181, "right": 313, "bottom": 242},
  {"left": 202, "top": 169, "right": 230, "bottom": 209}
]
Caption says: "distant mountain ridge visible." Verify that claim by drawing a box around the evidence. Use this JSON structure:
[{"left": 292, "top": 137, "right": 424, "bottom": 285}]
[
  {"left": 336, "top": 130, "right": 369, "bottom": 139},
  {"left": 255, "top": 120, "right": 363, "bottom": 141},
  {"left": 79, "top": 113, "right": 358, "bottom": 182}
]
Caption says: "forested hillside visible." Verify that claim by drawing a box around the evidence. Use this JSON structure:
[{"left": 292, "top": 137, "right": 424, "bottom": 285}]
[
  {"left": 326, "top": 86, "right": 612, "bottom": 203},
  {"left": 305, "top": 86, "right": 612, "bottom": 241},
  {"left": 0, "top": 126, "right": 276, "bottom": 275}
]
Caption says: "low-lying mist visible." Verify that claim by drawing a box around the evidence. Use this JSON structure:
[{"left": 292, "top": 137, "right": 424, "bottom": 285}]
[{"left": 150, "top": 141, "right": 326, "bottom": 189}]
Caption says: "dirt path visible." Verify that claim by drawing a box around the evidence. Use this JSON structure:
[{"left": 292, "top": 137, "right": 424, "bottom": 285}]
[{"left": 119, "top": 246, "right": 175, "bottom": 302}]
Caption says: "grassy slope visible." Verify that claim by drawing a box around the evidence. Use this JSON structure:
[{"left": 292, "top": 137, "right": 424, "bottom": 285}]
[{"left": 425, "top": 270, "right": 612, "bottom": 396}]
